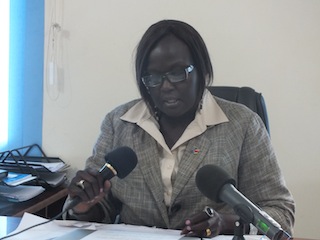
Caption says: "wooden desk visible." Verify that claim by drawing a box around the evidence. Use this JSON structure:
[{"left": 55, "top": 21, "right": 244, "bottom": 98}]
[{"left": 0, "top": 185, "right": 68, "bottom": 218}]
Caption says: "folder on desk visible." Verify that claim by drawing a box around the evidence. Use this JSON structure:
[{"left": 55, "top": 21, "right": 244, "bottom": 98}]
[{"left": 1, "top": 172, "right": 37, "bottom": 186}]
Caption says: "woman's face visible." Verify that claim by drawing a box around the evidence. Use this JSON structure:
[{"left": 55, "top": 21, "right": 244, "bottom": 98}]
[{"left": 145, "top": 35, "right": 200, "bottom": 118}]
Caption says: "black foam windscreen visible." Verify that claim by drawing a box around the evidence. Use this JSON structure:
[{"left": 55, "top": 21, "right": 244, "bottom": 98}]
[
  {"left": 105, "top": 146, "right": 138, "bottom": 179},
  {"left": 196, "top": 164, "right": 236, "bottom": 202}
]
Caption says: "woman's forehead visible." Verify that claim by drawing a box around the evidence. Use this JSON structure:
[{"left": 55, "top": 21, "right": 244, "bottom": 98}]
[{"left": 147, "top": 35, "right": 192, "bottom": 70}]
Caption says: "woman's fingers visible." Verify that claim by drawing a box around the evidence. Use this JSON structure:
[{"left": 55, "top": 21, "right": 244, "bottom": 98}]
[
  {"left": 181, "top": 207, "right": 222, "bottom": 238},
  {"left": 69, "top": 168, "right": 104, "bottom": 203}
]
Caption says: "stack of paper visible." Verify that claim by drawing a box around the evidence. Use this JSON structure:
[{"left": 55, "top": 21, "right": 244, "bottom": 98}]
[
  {"left": 0, "top": 185, "right": 45, "bottom": 202},
  {"left": 1, "top": 159, "right": 69, "bottom": 187},
  {"left": 0, "top": 145, "right": 69, "bottom": 191}
]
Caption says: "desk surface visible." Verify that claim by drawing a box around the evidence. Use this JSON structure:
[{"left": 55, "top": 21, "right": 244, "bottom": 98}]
[{"left": 0, "top": 185, "right": 67, "bottom": 217}]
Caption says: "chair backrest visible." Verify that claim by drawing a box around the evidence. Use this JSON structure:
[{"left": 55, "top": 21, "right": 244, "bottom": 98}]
[{"left": 207, "top": 86, "right": 270, "bottom": 134}]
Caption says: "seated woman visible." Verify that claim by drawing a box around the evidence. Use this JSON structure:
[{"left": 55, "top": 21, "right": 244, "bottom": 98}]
[{"left": 64, "top": 19, "right": 295, "bottom": 238}]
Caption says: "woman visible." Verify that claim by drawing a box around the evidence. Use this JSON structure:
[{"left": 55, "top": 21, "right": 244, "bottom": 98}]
[{"left": 65, "top": 19, "right": 295, "bottom": 238}]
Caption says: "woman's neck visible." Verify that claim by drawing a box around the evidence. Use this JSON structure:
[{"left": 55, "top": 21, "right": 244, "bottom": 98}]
[{"left": 159, "top": 110, "right": 196, "bottom": 149}]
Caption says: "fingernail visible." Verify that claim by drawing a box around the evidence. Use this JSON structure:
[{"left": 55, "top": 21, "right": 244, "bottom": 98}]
[
  {"left": 185, "top": 219, "right": 191, "bottom": 225},
  {"left": 187, "top": 226, "right": 191, "bottom": 231}
]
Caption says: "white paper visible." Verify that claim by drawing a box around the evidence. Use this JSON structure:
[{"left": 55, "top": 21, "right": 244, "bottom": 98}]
[{"left": 4, "top": 213, "right": 268, "bottom": 240}]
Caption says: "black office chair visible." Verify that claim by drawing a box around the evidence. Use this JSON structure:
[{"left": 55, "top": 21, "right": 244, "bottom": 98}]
[{"left": 207, "top": 86, "right": 270, "bottom": 134}]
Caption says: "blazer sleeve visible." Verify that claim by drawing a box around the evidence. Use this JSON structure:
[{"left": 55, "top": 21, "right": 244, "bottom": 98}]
[{"left": 236, "top": 112, "right": 295, "bottom": 234}]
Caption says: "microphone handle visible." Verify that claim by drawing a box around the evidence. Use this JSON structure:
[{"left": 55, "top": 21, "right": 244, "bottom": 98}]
[
  {"left": 66, "top": 196, "right": 82, "bottom": 210},
  {"left": 221, "top": 184, "right": 291, "bottom": 240}
]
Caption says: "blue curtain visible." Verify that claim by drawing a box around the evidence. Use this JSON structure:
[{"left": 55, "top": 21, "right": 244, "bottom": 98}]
[{"left": 0, "top": 0, "right": 44, "bottom": 152}]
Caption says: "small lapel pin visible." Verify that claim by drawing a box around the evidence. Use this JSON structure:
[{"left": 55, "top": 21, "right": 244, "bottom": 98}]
[{"left": 193, "top": 148, "right": 200, "bottom": 154}]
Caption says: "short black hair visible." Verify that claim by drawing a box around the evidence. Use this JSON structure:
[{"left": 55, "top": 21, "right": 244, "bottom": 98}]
[{"left": 135, "top": 19, "right": 213, "bottom": 110}]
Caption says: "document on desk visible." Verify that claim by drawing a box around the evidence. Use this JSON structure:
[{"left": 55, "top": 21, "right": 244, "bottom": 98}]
[{"left": 6, "top": 213, "right": 265, "bottom": 240}]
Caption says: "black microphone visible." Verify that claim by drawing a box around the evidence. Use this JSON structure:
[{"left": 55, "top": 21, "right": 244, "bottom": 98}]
[
  {"left": 67, "top": 146, "right": 138, "bottom": 209},
  {"left": 196, "top": 164, "right": 292, "bottom": 240}
]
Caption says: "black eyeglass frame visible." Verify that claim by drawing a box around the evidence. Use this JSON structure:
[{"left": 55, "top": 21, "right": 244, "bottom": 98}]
[{"left": 141, "top": 65, "right": 194, "bottom": 88}]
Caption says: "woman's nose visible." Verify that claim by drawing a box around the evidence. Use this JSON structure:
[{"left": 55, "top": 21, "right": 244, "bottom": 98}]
[{"left": 160, "top": 76, "right": 175, "bottom": 90}]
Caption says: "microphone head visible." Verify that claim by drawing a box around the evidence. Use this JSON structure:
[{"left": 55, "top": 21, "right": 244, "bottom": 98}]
[
  {"left": 196, "top": 164, "right": 236, "bottom": 203},
  {"left": 105, "top": 146, "right": 138, "bottom": 178}
]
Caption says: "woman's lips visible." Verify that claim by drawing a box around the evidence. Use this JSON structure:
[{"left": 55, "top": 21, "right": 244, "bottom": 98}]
[{"left": 163, "top": 98, "right": 179, "bottom": 107}]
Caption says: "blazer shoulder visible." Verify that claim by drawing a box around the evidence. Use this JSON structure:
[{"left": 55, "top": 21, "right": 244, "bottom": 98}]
[
  {"left": 107, "top": 99, "right": 141, "bottom": 118},
  {"left": 213, "top": 96, "right": 256, "bottom": 120}
]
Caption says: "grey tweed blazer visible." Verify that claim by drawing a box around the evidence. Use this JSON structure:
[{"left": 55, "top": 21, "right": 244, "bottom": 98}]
[{"left": 85, "top": 97, "right": 295, "bottom": 234}]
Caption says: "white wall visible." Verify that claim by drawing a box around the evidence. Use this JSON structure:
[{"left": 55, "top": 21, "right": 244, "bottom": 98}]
[{"left": 43, "top": 0, "right": 320, "bottom": 238}]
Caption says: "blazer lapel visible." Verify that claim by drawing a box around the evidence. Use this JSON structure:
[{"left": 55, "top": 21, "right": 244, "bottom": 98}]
[
  {"left": 133, "top": 133, "right": 170, "bottom": 227},
  {"left": 170, "top": 136, "right": 211, "bottom": 205}
]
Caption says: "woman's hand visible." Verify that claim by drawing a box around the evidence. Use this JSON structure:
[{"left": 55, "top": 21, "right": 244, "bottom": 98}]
[
  {"left": 68, "top": 168, "right": 111, "bottom": 214},
  {"left": 181, "top": 206, "right": 237, "bottom": 238}
]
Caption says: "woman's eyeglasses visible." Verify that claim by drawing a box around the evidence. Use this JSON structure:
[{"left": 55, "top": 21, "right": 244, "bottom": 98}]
[{"left": 142, "top": 65, "right": 194, "bottom": 88}]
